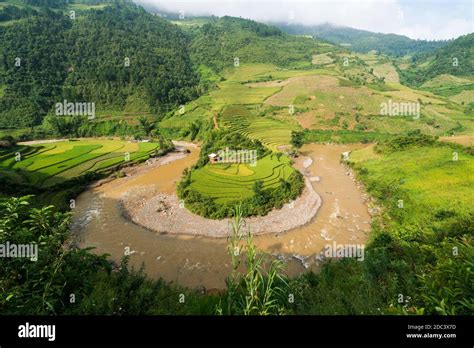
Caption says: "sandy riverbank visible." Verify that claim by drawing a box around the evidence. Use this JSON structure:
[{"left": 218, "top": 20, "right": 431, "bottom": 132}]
[
  {"left": 116, "top": 144, "right": 322, "bottom": 237},
  {"left": 72, "top": 142, "right": 372, "bottom": 287}
]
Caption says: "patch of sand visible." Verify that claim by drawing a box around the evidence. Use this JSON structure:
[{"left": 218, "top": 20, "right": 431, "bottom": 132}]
[
  {"left": 440, "top": 135, "right": 474, "bottom": 147},
  {"left": 121, "top": 152, "right": 322, "bottom": 237}
]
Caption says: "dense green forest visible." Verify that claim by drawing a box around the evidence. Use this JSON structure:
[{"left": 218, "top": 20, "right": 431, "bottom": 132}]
[
  {"left": 0, "top": 3, "right": 199, "bottom": 128},
  {"left": 399, "top": 33, "right": 474, "bottom": 86},
  {"left": 0, "top": 9, "right": 70, "bottom": 128},
  {"left": 187, "top": 16, "right": 334, "bottom": 72},
  {"left": 0, "top": 4, "right": 37, "bottom": 21},
  {"left": 277, "top": 23, "right": 448, "bottom": 56}
]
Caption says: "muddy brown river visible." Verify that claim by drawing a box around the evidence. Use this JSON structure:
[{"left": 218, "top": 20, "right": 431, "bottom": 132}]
[{"left": 71, "top": 143, "right": 371, "bottom": 289}]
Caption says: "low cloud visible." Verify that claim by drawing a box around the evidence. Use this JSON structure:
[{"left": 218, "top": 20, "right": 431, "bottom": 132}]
[{"left": 135, "top": 0, "right": 473, "bottom": 40}]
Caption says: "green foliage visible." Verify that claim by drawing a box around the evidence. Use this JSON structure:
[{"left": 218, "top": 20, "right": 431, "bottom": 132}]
[
  {"left": 0, "top": 9, "right": 71, "bottom": 128},
  {"left": 0, "top": 4, "right": 199, "bottom": 128},
  {"left": 0, "top": 4, "right": 37, "bottom": 21},
  {"left": 399, "top": 33, "right": 474, "bottom": 86},
  {"left": 0, "top": 195, "right": 98, "bottom": 314},
  {"left": 217, "top": 205, "right": 288, "bottom": 315},
  {"left": 417, "top": 237, "right": 473, "bottom": 315},
  {"left": 294, "top": 129, "right": 394, "bottom": 144},
  {"left": 196, "top": 129, "right": 269, "bottom": 168},
  {"left": 0, "top": 195, "right": 218, "bottom": 315},
  {"left": 374, "top": 130, "right": 438, "bottom": 153},
  {"left": 188, "top": 16, "right": 328, "bottom": 73},
  {"left": 279, "top": 23, "right": 448, "bottom": 56},
  {"left": 290, "top": 130, "right": 304, "bottom": 148},
  {"left": 137, "top": 116, "right": 155, "bottom": 137},
  {"left": 289, "top": 259, "right": 385, "bottom": 315},
  {"left": 63, "top": 5, "right": 199, "bottom": 114}
]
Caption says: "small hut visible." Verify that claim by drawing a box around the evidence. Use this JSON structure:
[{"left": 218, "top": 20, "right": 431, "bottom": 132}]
[{"left": 208, "top": 153, "right": 219, "bottom": 164}]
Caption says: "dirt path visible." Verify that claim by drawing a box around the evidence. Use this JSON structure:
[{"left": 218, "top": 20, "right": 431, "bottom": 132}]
[
  {"left": 18, "top": 138, "right": 68, "bottom": 145},
  {"left": 440, "top": 135, "right": 474, "bottom": 147},
  {"left": 18, "top": 137, "right": 125, "bottom": 146}
]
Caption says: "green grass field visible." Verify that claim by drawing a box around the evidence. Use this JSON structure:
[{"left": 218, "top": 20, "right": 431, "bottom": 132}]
[
  {"left": 0, "top": 139, "right": 159, "bottom": 187},
  {"left": 189, "top": 153, "right": 294, "bottom": 203},
  {"left": 350, "top": 143, "right": 474, "bottom": 224}
]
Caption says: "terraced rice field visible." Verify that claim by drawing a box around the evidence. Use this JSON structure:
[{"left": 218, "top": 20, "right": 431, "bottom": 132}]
[
  {"left": 189, "top": 153, "right": 294, "bottom": 203},
  {"left": 0, "top": 139, "right": 159, "bottom": 187},
  {"left": 209, "top": 81, "right": 280, "bottom": 111},
  {"left": 221, "top": 105, "right": 300, "bottom": 150},
  {"left": 159, "top": 64, "right": 337, "bottom": 131}
]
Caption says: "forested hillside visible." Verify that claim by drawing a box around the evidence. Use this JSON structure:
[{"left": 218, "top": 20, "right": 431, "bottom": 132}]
[
  {"left": 186, "top": 16, "right": 336, "bottom": 72},
  {"left": 0, "top": 9, "right": 70, "bottom": 128},
  {"left": 277, "top": 22, "right": 448, "bottom": 56},
  {"left": 0, "top": 3, "right": 199, "bottom": 128},
  {"left": 62, "top": 5, "right": 199, "bottom": 113},
  {"left": 399, "top": 33, "right": 474, "bottom": 86}
]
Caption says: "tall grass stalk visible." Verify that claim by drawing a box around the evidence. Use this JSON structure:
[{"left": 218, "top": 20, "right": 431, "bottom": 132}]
[{"left": 217, "top": 205, "right": 288, "bottom": 315}]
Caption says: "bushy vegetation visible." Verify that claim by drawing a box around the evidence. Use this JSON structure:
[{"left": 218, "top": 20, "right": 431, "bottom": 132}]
[
  {"left": 291, "top": 129, "right": 394, "bottom": 147},
  {"left": 0, "top": 8, "right": 71, "bottom": 128},
  {"left": 217, "top": 205, "right": 289, "bottom": 315},
  {"left": 278, "top": 23, "right": 448, "bottom": 56},
  {"left": 0, "top": 4, "right": 199, "bottom": 128},
  {"left": 0, "top": 195, "right": 218, "bottom": 315},
  {"left": 399, "top": 33, "right": 474, "bottom": 87},
  {"left": 177, "top": 130, "right": 304, "bottom": 218},
  {"left": 188, "top": 16, "right": 330, "bottom": 72},
  {"left": 0, "top": 4, "right": 37, "bottom": 21}
]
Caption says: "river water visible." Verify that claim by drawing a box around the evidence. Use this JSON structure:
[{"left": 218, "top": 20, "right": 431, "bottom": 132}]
[{"left": 71, "top": 143, "right": 371, "bottom": 289}]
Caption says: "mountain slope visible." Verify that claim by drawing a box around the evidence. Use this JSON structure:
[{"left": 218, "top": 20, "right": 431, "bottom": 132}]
[
  {"left": 0, "top": 3, "right": 199, "bottom": 128},
  {"left": 276, "top": 22, "right": 448, "bottom": 56},
  {"left": 399, "top": 33, "right": 474, "bottom": 87},
  {"left": 185, "top": 16, "right": 338, "bottom": 73}
]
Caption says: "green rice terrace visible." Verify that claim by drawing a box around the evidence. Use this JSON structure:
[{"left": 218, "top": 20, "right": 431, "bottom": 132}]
[
  {"left": 220, "top": 105, "right": 299, "bottom": 151},
  {"left": 189, "top": 153, "right": 294, "bottom": 203},
  {"left": 0, "top": 139, "right": 159, "bottom": 188}
]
